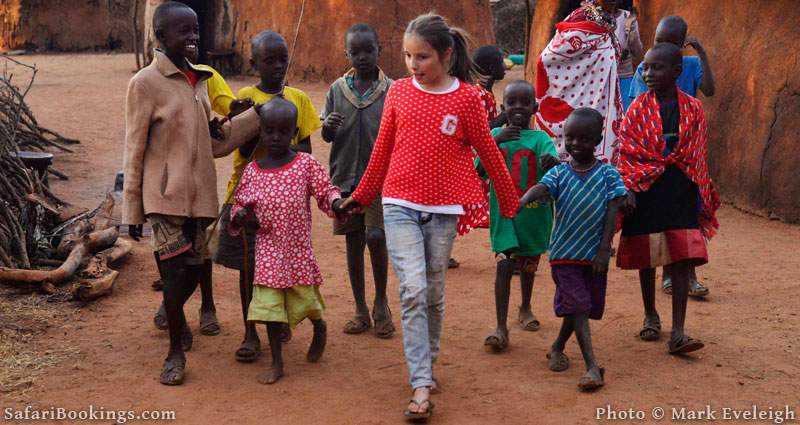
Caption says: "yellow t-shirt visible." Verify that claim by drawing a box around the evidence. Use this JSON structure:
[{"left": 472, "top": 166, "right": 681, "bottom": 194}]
[
  {"left": 223, "top": 85, "right": 321, "bottom": 203},
  {"left": 194, "top": 64, "right": 235, "bottom": 116}
]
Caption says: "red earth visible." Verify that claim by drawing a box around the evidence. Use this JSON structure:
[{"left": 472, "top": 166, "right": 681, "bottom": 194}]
[{"left": 2, "top": 54, "right": 799, "bottom": 424}]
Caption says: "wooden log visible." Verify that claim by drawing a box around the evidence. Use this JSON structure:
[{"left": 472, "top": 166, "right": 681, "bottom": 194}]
[
  {"left": 73, "top": 270, "right": 119, "bottom": 301},
  {"left": 0, "top": 227, "right": 118, "bottom": 285}
]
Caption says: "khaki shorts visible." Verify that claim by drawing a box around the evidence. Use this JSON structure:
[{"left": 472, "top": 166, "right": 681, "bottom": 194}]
[
  {"left": 333, "top": 196, "right": 384, "bottom": 235},
  {"left": 148, "top": 214, "right": 213, "bottom": 265}
]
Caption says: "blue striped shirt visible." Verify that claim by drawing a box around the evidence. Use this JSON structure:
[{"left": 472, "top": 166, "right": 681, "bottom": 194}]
[{"left": 540, "top": 163, "right": 627, "bottom": 262}]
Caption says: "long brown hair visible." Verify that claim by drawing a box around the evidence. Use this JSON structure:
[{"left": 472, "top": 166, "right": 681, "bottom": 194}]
[{"left": 405, "top": 13, "right": 480, "bottom": 84}]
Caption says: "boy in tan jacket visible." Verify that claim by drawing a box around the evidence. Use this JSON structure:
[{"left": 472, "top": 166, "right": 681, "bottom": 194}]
[{"left": 122, "top": 1, "right": 258, "bottom": 385}]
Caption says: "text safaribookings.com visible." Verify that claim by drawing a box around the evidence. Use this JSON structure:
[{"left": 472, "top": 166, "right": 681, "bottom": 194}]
[
  {"left": 4, "top": 406, "right": 176, "bottom": 423},
  {"left": 596, "top": 405, "right": 796, "bottom": 423}
]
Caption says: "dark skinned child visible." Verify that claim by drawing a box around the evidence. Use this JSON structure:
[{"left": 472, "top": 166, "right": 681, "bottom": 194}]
[
  {"left": 151, "top": 56, "right": 253, "bottom": 334},
  {"left": 629, "top": 16, "right": 716, "bottom": 297},
  {"left": 617, "top": 43, "right": 719, "bottom": 354},
  {"left": 215, "top": 31, "right": 321, "bottom": 363},
  {"left": 321, "top": 24, "right": 394, "bottom": 338},
  {"left": 519, "top": 108, "right": 628, "bottom": 391},
  {"left": 472, "top": 45, "right": 507, "bottom": 129},
  {"left": 124, "top": 1, "right": 260, "bottom": 385},
  {"left": 229, "top": 98, "right": 350, "bottom": 385},
  {"left": 477, "top": 80, "right": 559, "bottom": 352}
]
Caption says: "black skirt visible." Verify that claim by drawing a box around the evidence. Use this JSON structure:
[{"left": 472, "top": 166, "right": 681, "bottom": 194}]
[{"left": 622, "top": 165, "right": 700, "bottom": 237}]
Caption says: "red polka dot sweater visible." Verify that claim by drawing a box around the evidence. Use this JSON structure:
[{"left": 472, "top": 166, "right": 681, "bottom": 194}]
[{"left": 351, "top": 78, "right": 518, "bottom": 234}]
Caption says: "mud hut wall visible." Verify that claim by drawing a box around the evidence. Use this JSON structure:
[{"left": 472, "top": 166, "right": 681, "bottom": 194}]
[
  {"left": 229, "top": 0, "right": 496, "bottom": 82},
  {"left": 1, "top": 0, "right": 136, "bottom": 52},
  {"left": 525, "top": 0, "right": 800, "bottom": 223}
]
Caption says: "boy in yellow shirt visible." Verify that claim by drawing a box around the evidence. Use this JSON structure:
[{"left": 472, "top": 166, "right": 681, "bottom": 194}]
[{"left": 215, "top": 31, "right": 321, "bottom": 363}]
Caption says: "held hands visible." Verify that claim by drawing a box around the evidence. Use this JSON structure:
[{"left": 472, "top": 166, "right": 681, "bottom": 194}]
[
  {"left": 592, "top": 247, "right": 612, "bottom": 276},
  {"left": 494, "top": 125, "right": 521, "bottom": 144},
  {"left": 337, "top": 197, "right": 363, "bottom": 215},
  {"left": 323, "top": 112, "right": 345, "bottom": 135},
  {"left": 128, "top": 224, "right": 143, "bottom": 242},
  {"left": 540, "top": 153, "right": 560, "bottom": 172},
  {"left": 332, "top": 197, "right": 362, "bottom": 222}
]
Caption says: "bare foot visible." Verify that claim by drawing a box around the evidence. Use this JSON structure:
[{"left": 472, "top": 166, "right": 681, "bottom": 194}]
[
  {"left": 257, "top": 364, "right": 284, "bottom": 385},
  {"left": 307, "top": 320, "right": 327, "bottom": 362}
]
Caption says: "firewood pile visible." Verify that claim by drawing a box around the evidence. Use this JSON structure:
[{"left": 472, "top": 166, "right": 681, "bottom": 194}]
[{"left": 0, "top": 56, "right": 131, "bottom": 301}]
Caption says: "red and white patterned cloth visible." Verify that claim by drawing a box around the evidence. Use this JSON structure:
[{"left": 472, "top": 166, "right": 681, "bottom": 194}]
[
  {"left": 617, "top": 89, "right": 720, "bottom": 239},
  {"left": 351, "top": 78, "right": 518, "bottom": 235},
  {"left": 535, "top": 16, "right": 622, "bottom": 164},
  {"left": 230, "top": 153, "right": 340, "bottom": 288}
]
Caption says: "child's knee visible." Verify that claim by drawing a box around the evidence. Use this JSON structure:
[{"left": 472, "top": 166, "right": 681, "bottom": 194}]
[{"left": 366, "top": 226, "right": 386, "bottom": 247}]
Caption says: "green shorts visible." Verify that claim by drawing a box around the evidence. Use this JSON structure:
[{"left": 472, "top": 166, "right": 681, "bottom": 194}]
[
  {"left": 333, "top": 196, "right": 383, "bottom": 235},
  {"left": 247, "top": 285, "right": 325, "bottom": 328}
]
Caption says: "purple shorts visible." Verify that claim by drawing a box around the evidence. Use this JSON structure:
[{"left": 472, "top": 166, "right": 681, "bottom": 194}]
[{"left": 551, "top": 264, "right": 607, "bottom": 320}]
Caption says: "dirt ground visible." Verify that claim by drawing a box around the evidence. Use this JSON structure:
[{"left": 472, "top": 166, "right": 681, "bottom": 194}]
[{"left": 2, "top": 53, "right": 799, "bottom": 424}]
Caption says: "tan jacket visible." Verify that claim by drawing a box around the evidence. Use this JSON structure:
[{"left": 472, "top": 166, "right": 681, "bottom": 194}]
[{"left": 122, "top": 50, "right": 258, "bottom": 225}]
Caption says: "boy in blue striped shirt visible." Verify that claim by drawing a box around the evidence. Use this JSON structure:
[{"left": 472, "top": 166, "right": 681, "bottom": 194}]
[{"left": 519, "top": 107, "right": 628, "bottom": 391}]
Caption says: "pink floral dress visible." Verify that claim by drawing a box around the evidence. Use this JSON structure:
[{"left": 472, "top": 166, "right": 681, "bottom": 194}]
[{"left": 230, "top": 153, "right": 341, "bottom": 288}]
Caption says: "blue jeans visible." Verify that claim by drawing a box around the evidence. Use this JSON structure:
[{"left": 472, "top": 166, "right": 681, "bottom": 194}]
[{"left": 383, "top": 204, "right": 458, "bottom": 389}]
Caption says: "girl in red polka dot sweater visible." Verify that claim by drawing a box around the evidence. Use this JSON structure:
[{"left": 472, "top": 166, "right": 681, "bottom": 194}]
[{"left": 340, "top": 13, "right": 518, "bottom": 420}]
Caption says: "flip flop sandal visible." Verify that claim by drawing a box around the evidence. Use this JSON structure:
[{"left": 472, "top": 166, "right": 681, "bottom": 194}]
[
  {"left": 577, "top": 367, "right": 605, "bottom": 391},
  {"left": 448, "top": 258, "right": 460, "bottom": 269},
  {"left": 199, "top": 310, "right": 221, "bottom": 336},
  {"left": 181, "top": 326, "right": 193, "bottom": 352},
  {"left": 668, "top": 335, "right": 705, "bottom": 355},
  {"left": 639, "top": 316, "right": 661, "bottom": 341},
  {"left": 662, "top": 278, "right": 673, "bottom": 295},
  {"left": 483, "top": 331, "right": 509, "bottom": 352},
  {"left": 343, "top": 316, "right": 371, "bottom": 334},
  {"left": 688, "top": 279, "right": 709, "bottom": 298},
  {"left": 518, "top": 310, "right": 541, "bottom": 332},
  {"left": 153, "top": 305, "right": 168, "bottom": 331},
  {"left": 235, "top": 339, "right": 262, "bottom": 363},
  {"left": 159, "top": 357, "right": 186, "bottom": 386},
  {"left": 546, "top": 351, "right": 570, "bottom": 372},
  {"left": 404, "top": 399, "right": 434, "bottom": 420},
  {"left": 373, "top": 309, "right": 396, "bottom": 339}
]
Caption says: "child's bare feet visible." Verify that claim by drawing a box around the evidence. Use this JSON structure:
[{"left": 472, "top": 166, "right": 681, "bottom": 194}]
[
  {"left": 258, "top": 364, "right": 284, "bottom": 385},
  {"left": 518, "top": 307, "right": 540, "bottom": 331},
  {"left": 577, "top": 366, "right": 605, "bottom": 391},
  {"left": 484, "top": 328, "right": 509, "bottom": 353},
  {"left": 307, "top": 320, "right": 327, "bottom": 362}
]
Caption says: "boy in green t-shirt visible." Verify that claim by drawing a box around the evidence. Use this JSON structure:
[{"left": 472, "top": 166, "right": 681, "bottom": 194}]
[{"left": 477, "top": 80, "right": 559, "bottom": 352}]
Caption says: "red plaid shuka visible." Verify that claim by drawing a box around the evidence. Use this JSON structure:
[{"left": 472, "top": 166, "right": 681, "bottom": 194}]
[{"left": 617, "top": 89, "right": 720, "bottom": 238}]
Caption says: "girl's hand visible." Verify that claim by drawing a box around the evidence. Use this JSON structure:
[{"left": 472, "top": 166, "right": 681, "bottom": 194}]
[{"left": 338, "top": 197, "right": 363, "bottom": 214}]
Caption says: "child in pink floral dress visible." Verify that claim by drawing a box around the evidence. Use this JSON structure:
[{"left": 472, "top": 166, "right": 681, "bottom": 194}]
[{"left": 230, "top": 98, "right": 348, "bottom": 385}]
